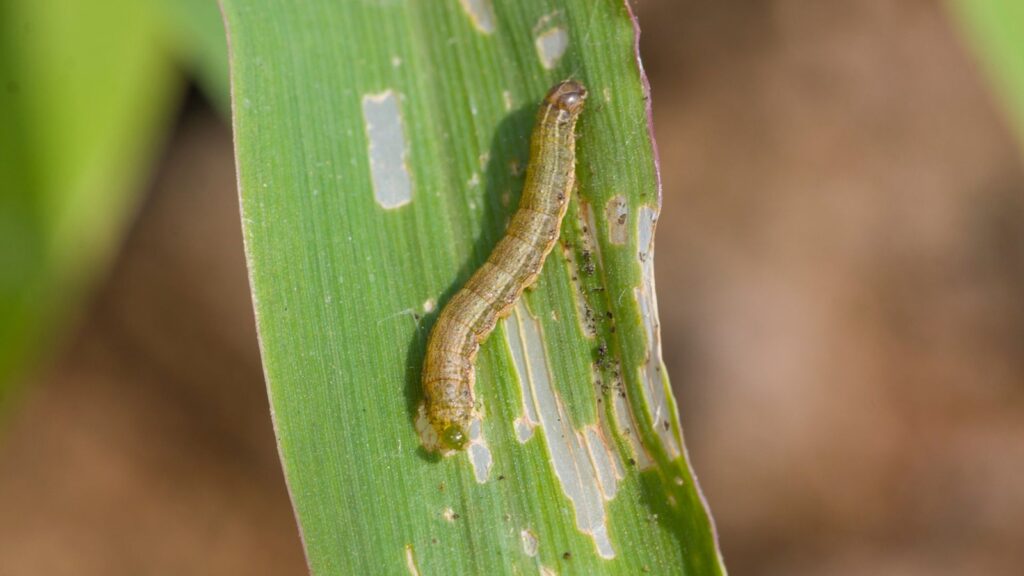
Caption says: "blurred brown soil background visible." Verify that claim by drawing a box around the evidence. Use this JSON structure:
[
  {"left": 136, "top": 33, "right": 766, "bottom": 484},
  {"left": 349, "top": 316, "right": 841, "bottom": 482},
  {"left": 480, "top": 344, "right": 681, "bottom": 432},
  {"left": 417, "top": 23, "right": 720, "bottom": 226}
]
[{"left": 2, "top": 1, "right": 1023, "bottom": 574}]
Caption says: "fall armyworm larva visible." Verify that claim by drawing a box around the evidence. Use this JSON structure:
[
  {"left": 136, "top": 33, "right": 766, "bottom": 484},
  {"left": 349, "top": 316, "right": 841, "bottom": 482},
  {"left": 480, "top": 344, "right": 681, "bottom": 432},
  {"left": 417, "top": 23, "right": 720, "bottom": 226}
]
[{"left": 421, "top": 80, "right": 587, "bottom": 452}]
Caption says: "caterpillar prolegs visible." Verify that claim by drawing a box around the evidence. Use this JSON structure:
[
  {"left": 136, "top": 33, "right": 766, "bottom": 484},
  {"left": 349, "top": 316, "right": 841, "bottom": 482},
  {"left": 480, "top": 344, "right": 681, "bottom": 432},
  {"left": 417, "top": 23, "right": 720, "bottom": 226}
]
[{"left": 421, "top": 80, "right": 588, "bottom": 452}]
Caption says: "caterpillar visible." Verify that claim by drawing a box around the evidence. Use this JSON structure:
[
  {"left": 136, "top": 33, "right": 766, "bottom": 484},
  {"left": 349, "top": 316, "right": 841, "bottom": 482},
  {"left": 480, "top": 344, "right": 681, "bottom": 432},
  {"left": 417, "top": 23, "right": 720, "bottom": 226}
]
[{"left": 422, "top": 80, "right": 588, "bottom": 452}]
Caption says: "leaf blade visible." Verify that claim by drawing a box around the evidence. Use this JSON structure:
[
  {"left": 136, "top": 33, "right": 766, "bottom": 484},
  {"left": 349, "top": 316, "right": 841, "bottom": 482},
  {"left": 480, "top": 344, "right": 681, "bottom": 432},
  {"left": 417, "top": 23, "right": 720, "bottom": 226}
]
[{"left": 224, "top": 1, "right": 724, "bottom": 573}]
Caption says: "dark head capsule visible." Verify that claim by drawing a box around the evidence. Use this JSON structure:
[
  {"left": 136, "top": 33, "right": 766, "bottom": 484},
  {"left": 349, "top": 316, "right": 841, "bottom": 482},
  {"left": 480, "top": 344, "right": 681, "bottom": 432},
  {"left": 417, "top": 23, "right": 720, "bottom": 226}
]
[{"left": 546, "top": 80, "right": 588, "bottom": 114}]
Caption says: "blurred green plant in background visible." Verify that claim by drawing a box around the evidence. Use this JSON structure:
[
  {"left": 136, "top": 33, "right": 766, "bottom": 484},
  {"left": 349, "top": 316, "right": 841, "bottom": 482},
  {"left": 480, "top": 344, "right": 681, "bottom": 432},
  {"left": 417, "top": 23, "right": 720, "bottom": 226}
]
[
  {"left": 0, "top": 0, "right": 225, "bottom": 410},
  {"left": 948, "top": 0, "right": 1024, "bottom": 150}
]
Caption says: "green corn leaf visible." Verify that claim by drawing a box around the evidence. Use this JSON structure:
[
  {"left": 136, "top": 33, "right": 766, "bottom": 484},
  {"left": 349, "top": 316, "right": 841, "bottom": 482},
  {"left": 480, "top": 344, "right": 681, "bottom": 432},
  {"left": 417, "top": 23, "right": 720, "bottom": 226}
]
[{"left": 223, "top": 1, "right": 725, "bottom": 573}]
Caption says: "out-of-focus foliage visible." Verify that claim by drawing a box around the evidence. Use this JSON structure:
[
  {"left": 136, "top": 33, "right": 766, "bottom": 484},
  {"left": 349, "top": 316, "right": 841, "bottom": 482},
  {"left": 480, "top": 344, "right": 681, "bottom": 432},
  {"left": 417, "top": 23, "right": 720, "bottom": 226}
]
[
  {"left": 949, "top": 0, "right": 1024, "bottom": 148},
  {"left": 0, "top": 0, "right": 227, "bottom": 410},
  {"left": 0, "top": 0, "right": 178, "bottom": 408},
  {"left": 160, "top": 0, "right": 231, "bottom": 114}
]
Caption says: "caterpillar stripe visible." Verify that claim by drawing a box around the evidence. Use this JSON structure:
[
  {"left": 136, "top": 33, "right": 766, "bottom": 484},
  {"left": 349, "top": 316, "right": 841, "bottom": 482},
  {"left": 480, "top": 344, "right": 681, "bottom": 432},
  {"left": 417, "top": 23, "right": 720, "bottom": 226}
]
[{"left": 422, "top": 80, "right": 588, "bottom": 452}]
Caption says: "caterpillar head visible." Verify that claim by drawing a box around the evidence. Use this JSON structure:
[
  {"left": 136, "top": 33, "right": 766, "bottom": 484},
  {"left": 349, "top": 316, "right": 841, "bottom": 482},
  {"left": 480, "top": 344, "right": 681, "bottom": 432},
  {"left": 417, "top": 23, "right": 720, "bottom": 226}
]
[{"left": 546, "top": 79, "right": 588, "bottom": 114}]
